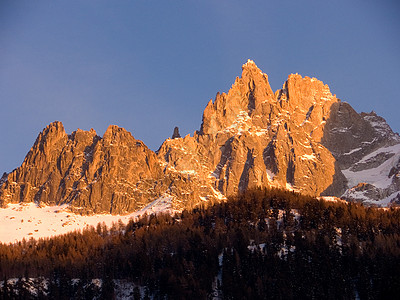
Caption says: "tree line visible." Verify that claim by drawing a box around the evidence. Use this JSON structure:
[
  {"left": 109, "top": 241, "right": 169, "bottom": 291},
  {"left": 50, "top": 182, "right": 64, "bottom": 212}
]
[{"left": 1, "top": 188, "right": 400, "bottom": 299}]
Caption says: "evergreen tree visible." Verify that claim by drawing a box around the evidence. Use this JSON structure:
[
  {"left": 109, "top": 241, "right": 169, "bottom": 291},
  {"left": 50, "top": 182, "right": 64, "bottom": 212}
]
[
  {"left": 133, "top": 286, "right": 141, "bottom": 300},
  {"left": 100, "top": 275, "right": 115, "bottom": 300}
]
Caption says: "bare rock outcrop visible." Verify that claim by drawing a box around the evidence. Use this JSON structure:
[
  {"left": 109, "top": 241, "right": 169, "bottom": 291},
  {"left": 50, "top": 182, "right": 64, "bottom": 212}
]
[
  {"left": 0, "top": 123, "right": 164, "bottom": 214},
  {"left": 172, "top": 127, "right": 181, "bottom": 139}
]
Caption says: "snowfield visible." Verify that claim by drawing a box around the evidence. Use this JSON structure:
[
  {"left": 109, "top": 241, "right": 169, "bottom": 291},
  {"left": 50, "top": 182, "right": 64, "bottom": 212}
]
[
  {"left": 342, "top": 143, "right": 400, "bottom": 190},
  {"left": 0, "top": 195, "right": 177, "bottom": 244},
  {"left": 342, "top": 143, "right": 400, "bottom": 205}
]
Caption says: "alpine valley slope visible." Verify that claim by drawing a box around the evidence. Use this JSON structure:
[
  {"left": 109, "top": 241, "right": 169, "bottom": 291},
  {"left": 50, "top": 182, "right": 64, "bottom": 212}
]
[{"left": 1, "top": 60, "right": 400, "bottom": 215}]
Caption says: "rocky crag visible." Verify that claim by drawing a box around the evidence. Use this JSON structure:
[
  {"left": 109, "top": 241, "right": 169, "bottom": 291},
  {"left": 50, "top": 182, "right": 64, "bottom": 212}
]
[{"left": 1, "top": 60, "right": 399, "bottom": 213}]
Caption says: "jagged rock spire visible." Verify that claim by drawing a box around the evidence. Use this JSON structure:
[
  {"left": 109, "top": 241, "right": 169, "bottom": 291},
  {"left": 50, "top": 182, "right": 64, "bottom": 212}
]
[
  {"left": 172, "top": 127, "right": 181, "bottom": 139},
  {"left": 200, "top": 59, "right": 276, "bottom": 135}
]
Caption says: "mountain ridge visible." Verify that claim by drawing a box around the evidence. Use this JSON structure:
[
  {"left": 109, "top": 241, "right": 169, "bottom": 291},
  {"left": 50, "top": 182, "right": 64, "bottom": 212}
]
[{"left": 1, "top": 60, "right": 400, "bottom": 213}]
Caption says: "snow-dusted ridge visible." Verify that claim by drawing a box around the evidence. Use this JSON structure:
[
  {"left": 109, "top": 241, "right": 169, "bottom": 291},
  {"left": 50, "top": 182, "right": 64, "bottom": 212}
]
[{"left": 0, "top": 195, "right": 178, "bottom": 244}]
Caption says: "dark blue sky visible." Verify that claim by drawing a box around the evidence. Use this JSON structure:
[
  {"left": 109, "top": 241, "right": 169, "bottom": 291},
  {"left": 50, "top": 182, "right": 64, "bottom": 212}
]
[{"left": 1, "top": 0, "right": 399, "bottom": 173}]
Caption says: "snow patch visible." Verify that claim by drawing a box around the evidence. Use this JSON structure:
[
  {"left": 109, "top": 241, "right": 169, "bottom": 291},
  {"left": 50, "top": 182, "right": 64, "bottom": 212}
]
[
  {"left": 0, "top": 195, "right": 178, "bottom": 244},
  {"left": 300, "top": 153, "right": 317, "bottom": 161},
  {"left": 210, "top": 186, "right": 227, "bottom": 201},
  {"left": 363, "top": 191, "right": 400, "bottom": 207},
  {"left": 266, "top": 169, "right": 276, "bottom": 182},
  {"left": 223, "top": 111, "right": 252, "bottom": 135},
  {"left": 285, "top": 182, "right": 295, "bottom": 191},
  {"left": 318, "top": 196, "right": 344, "bottom": 203},
  {"left": 343, "top": 147, "right": 362, "bottom": 156}
]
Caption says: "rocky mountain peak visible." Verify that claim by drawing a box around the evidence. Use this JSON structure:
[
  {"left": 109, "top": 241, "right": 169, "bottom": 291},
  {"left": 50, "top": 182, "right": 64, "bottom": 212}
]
[
  {"left": 241, "top": 59, "right": 264, "bottom": 77},
  {"left": 23, "top": 121, "right": 69, "bottom": 168},
  {"left": 239, "top": 59, "right": 274, "bottom": 98},
  {"left": 172, "top": 127, "right": 181, "bottom": 139},
  {"left": 279, "top": 74, "right": 336, "bottom": 107},
  {"left": 44, "top": 120, "right": 65, "bottom": 132},
  {"left": 34, "top": 121, "right": 67, "bottom": 146},
  {"left": 361, "top": 111, "right": 400, "bottom": 141},
  {"left": 2, "top": 60, "right": 400, "bottom": 213},
  {"left": 103, "top": 125, "right": 135, "bottom": 145},
  {"left": 242, "top": 59, "right": 257, "bottom": 68},
  {"left": 200, "top": 60, "right": 275, "bottom": 135},
  {"left": 190, "top": 61, "right": 344, "bottom": 198}
]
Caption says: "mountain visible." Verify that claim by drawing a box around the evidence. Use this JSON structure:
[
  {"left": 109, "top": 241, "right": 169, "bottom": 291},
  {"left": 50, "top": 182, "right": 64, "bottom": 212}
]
[{"left": 1, "top": 60, "right": 400, "bottom": 213}]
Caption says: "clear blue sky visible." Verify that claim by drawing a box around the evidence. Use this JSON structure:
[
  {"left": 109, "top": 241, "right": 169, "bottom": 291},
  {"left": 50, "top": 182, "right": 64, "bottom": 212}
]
[{"left": 1, "top": 0, "right": 399, "bottom": 173}]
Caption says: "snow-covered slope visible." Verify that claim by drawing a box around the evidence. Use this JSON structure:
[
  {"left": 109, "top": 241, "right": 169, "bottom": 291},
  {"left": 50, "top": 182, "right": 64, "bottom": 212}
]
[
  {"left": 0, "top": 194, "right": 177, "bottom": 244},
  {"left": 341, "top": 143, "right": 400, "bottom": 206}
]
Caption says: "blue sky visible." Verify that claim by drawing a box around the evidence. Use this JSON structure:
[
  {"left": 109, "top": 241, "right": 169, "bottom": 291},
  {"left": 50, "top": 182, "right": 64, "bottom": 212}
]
[{"left": 0, "top": 0, "right": 399, "bottom": 173}]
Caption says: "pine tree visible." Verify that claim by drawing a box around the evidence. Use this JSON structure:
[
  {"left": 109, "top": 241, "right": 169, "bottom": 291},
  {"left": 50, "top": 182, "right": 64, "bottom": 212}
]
[
  {"left": 133, "top": 286, "right": 141, "bottom": 300},
  {"left": 100, "top": 274, "right": 115, "bottom": 300},
  {"left": 143, "top": 287, "right": 150, "bottom": 300}
]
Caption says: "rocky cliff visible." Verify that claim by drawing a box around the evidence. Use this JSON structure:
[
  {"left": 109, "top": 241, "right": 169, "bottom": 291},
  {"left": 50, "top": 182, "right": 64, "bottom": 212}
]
[
  {"left": 0, "top": 123, "right": 165, "bottom": 214},
  {"left": 1, "top": 60, "right": 399, "bottom": 213}
]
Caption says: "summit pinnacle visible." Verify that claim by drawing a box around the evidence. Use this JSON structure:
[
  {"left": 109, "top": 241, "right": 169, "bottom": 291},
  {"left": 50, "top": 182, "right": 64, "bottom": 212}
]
[{"left": 172, "top": 127, "right": 181, "bottom": 139}]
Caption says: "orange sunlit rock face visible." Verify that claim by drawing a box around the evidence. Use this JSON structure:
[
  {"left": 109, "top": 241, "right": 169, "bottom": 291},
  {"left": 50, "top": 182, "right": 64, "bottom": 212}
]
[{"left": 1, "top": 60, "right": 399, "bottom": 213}]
